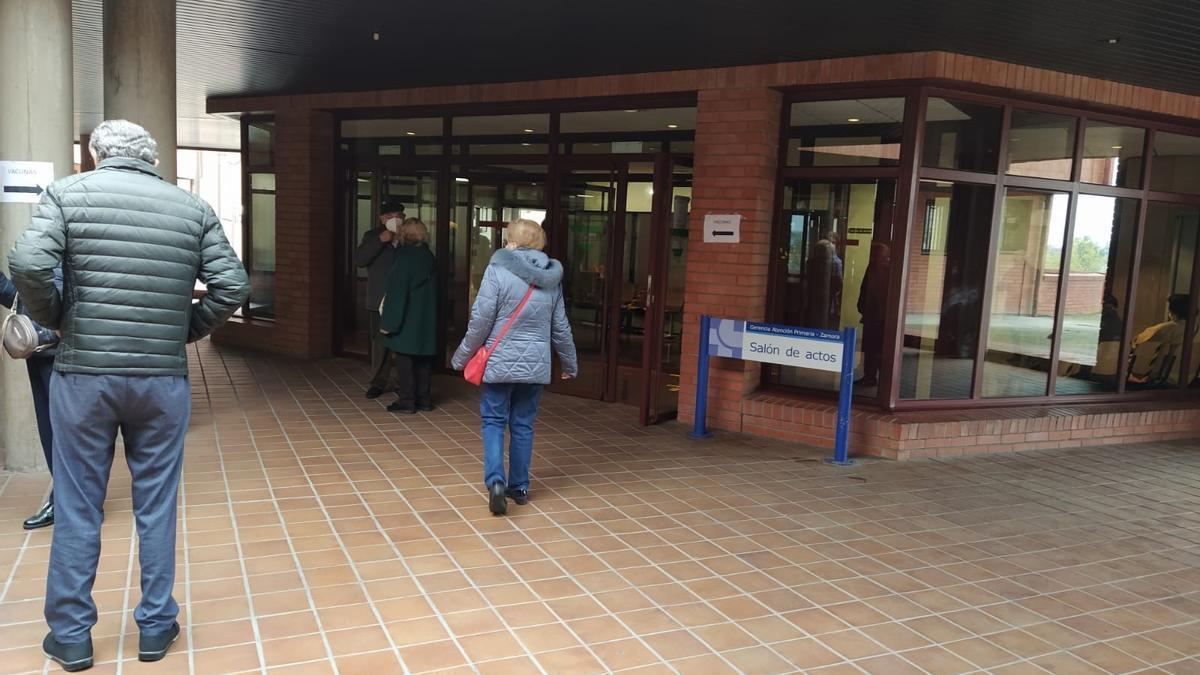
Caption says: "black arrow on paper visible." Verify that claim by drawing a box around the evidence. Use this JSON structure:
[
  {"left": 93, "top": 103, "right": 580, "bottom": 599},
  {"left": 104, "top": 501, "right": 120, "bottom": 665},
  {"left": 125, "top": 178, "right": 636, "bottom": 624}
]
[
  {"left": 3, "top": 185, "right": 43, "bottom": 195},
  {"left": 711, "top": 230, "right": 735, "bottom": 237}
]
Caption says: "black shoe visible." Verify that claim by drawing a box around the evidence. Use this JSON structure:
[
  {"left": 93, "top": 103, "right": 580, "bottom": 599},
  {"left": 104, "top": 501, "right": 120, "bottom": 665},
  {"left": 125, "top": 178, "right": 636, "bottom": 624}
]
[
  {"left": 138, "top": 621, "right": 180, "bottom": 662},
  {"left": 43, "top": 632, "right": 92, "bottom": 672},
  {"left": 23, "top": 502, "right": 53, "bottom": 530},
  {"left": 506, "top": 488, "right": 529, "bottom": 505},
  {"left": 365, "top": 387, "right": 385, "bottom": 400},
  {"left": 387, "top": 401, "right": 416, "bottom": 414},
  {"left": 489, "top": 482, "right": 507, "bottom": 516},
  {"left": 416, "top": 403, "right": 435, "bottom": 412}
]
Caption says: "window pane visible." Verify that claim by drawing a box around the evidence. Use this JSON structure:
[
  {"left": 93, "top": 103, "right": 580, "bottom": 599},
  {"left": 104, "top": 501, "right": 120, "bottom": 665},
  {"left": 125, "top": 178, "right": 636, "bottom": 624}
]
[
  {"left": 1055, "top": 196, "right": 1138, "bottom": 394},
  {"left": 452, "top": 113, "right": 549, "bottom": 155},
  {"left": 786, "top": 98, "right": 904, "bottom": 167},
  {"left": 771, "top": 180, "right": 897, "bottom": 396},
  {"left": 901, "top": 181, "right": 994, "bottom": 400},
  {"left": 560, "top": 107, "right": 693, "bottom": 155},
  {"left": 341, "top": 118, "right": 443, "bottom": 156},
  {"left": 923, "top": 98, "right": 1002, "bottom": 173},
  {"left": 1081, "top": 122, "right": 1144, "bottom": 188},
  {"left": 1130, "top": 202, "right": 1199, "bottom": 389},
  {"left": 981, "top": 189, "right": 1070, "bottom": 397},
  {"left": 1150, "top": 131, "right": 1200, "bottom": 195},
  {"left": 248, "top": 173, "right": 275, "bottom": 319},
  {"left": 1007, "top": 110, "right": 1076, "bottom": 180},
  {"left": 247, "top": 119, "right": 274, "bottom": 167}
]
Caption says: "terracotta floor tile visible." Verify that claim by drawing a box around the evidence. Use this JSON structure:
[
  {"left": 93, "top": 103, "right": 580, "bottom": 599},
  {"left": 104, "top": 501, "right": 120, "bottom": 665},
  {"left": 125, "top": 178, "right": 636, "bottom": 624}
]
[
  {"left": 256, "top": 611, "right": 320, "bottom": 641},
  {"left": 670, "top": 653, "right": 740, "bottom": 674},
  {"left": 192, "top": 644, "right": 263, "bottom": 675},
  {"left": 591, "top": 637, "right": 662, "bottom": 671},
  {"left": 5, "top": 348, "right": 1200, "bottom": 675},
  {"left": 334, "top": 649, "right": 402, "bottom": 673},
  {"left": 325, "top": 625, "right": 391, "bottom": 656},
  {"left": 722, "top": 645, "right": 795, "bottom": 674},
  {"left": 261, "top": 634, "right": 330, "bottom": 667},
  {"left": 515, "top": 622, "right": 581, "bottom": 653},
  {"left": 399, "top": 639, "right": 468, "bottom": 673},
  {"left": 535, "top": 646, "right": 606, "bottom": 674},
  {"left": 771, "top": 637, "right": 844, "bottom": 669}
]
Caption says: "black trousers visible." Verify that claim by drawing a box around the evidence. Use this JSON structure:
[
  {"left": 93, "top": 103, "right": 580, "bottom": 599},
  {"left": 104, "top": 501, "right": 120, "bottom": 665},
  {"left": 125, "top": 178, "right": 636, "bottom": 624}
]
[
  {"left": 392, "top": 354, "right": 433, "bottom": 408},
  {"left": 27, "top": 356, "right": 54, "bottom": 472}
]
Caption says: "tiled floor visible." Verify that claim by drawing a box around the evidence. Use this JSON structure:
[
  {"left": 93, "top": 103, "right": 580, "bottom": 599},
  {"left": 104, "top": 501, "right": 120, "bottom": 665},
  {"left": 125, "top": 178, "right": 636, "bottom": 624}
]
[{"left": 2, "top": 343, "right": 1200, "bottom": 674}]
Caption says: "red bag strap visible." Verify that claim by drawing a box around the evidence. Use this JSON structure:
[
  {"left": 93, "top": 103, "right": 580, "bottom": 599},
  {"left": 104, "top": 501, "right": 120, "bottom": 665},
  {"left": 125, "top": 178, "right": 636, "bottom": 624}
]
[{"left": 489, "top": 285, "right": 535, "bottom": 352}]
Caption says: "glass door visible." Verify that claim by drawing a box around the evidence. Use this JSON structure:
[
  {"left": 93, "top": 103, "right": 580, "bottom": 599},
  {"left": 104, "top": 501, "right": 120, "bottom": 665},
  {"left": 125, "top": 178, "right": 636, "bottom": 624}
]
[
  {"left": 336, "top": 167, "right": 376, "bottom": 358},
  {"left": 554, "top": 164, "right": 624, "bottom": 400},
  {"left": 639, "top": 155, "right": 689, "bottom": 423}
]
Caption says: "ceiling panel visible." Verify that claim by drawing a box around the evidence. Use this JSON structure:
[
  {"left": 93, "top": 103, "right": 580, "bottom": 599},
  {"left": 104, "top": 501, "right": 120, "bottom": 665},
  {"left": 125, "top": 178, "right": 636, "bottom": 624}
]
[{"left": 70, "top": 0, "right": 1200, "bottom": 149}]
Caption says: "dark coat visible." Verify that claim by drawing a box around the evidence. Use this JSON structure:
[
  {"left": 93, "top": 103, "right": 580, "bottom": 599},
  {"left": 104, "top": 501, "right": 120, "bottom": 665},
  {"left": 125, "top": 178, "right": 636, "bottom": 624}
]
[
  {"left": 355, "top": 226, "right": 400, "bottom": 311},
  {"left": 379, "top": 243, "right": 437, "bottom": 355}
]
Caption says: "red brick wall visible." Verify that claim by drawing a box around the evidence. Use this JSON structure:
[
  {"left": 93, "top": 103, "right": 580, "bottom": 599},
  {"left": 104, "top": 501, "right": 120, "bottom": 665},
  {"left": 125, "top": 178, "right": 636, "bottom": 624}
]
[
  {"left": 676, "top": 87, "right": 782, "bottom": 433},
  {"left": 214, "top": 109, "right": 334, "bottom": 358}
]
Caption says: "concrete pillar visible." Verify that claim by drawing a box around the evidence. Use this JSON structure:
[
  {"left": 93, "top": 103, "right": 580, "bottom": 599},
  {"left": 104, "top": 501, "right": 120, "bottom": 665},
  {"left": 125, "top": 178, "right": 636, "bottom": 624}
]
[
  {"left": 103, "top": 0, "right": 176, "bottom": 182},
  {"left": 0, "top": 0, "right": 73, "bottom": 471}
]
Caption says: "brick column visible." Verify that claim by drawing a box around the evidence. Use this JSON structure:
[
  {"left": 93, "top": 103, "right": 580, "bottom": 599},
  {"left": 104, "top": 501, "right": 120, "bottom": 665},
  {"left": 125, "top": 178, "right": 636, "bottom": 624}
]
[
  {"left": 216, "top": 109, "right": 334, "bottom": 358},
  {"left": 677, "top": 87, "right": 782, "bottom": 432},
  {"left": 273, "top": 109, "right": 334, "bottom": 358}
]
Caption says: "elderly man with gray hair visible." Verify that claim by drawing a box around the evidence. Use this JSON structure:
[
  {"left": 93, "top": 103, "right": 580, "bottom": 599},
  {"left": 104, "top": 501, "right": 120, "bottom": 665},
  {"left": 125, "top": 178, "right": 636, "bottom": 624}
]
[{"left": 8, "top": 119, "right": 250, "bottom": 671}]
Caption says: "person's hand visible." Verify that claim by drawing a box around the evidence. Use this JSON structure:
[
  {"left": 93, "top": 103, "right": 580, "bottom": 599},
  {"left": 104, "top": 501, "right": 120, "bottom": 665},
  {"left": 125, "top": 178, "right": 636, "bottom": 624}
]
[
  {"left": 560, "top": 372, "right": 574, "bottom": 380},
  {"left": 379, "top": 229, "right": 395, "bottom": 243}
]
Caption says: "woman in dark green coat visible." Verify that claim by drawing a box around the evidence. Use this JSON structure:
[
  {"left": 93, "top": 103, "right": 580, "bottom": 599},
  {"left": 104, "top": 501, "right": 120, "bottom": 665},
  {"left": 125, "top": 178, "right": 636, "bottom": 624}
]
[{"left": 379, "top": 218, "right": 438, "bottom": 413}]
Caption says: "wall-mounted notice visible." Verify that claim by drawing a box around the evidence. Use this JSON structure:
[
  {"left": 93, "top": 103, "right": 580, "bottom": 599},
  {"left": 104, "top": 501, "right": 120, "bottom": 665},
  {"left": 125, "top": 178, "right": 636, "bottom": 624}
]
[
  {"left": 0, "top": 161, "right": 54, "bottom": 204},
  {"left": 702, "top": 213, "right": 741, "bottom": 243}
]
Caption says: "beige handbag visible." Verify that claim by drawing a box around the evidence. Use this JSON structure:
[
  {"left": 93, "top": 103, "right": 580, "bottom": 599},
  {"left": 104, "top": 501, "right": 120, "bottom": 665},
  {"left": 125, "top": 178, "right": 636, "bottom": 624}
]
[{"left": 2, "top": 294, "right": 48, "bottom": 359}]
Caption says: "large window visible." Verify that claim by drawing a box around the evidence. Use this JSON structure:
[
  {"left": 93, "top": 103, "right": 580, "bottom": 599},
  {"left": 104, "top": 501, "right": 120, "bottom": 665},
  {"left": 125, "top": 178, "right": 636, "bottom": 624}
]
[
  {"left": 242, "top": 115, "right": 276, "bottom": 320},
  {"left": 900, "top": 182, "right": 994, "bottom": 400},
  {"left": 773, "top": 89, "right": 1200, "bottom": 408}
]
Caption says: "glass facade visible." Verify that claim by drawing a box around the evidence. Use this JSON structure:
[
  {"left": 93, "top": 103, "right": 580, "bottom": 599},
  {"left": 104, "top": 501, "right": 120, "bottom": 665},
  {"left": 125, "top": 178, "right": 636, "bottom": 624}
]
[{"left": 772, "top": 91, "right": 1200, "bottom": 408}]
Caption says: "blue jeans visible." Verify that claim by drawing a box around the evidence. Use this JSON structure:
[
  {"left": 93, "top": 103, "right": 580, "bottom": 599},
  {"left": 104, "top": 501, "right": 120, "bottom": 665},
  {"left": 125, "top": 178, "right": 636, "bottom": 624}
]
[
  {"left": 480, "top": 383, "right": 543, "bottom": 491},
  {"left": 46, "top": 373, "right": 190, "bottom": 644}
]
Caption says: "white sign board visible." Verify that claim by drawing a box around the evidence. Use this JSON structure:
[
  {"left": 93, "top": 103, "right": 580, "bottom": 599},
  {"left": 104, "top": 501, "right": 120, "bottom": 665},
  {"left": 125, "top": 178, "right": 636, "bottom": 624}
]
[
  {"left": 0, "top": 161, "right": 54, "bottom": 204},
  {"left": 702, "top": 214, "right": 741, "bottom": 243},
  {"left": 709, "top": 319, "right": 844, "bottom": 372}
]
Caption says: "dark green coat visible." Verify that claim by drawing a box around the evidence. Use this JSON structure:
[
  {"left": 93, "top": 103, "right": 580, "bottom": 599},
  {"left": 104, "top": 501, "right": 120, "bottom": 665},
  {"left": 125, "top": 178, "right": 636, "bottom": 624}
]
[{"left": 379, "top": 243, "right": 437, "bottom": 355}]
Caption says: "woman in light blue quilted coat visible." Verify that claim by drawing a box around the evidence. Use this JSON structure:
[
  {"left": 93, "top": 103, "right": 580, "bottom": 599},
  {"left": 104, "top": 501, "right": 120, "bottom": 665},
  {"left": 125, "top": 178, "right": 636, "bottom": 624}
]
[{"left": 452, "top": 219, "right": 578, "bottom": 515}]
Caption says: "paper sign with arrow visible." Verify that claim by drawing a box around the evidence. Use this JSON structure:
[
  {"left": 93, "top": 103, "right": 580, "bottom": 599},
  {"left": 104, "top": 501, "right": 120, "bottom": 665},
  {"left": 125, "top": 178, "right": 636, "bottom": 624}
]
[
  {"left": 0, "top": 161, "right": 54, "bottom": 204},
  {"left": 702, "top": 213, "right": 741, "bottom": 243}
]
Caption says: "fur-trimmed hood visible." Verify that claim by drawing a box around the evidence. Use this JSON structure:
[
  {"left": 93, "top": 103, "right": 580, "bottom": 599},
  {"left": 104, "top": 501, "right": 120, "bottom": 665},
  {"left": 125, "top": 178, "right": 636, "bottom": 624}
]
[{"left": 489, "top": 247, "right": 564, "bottom": 289}]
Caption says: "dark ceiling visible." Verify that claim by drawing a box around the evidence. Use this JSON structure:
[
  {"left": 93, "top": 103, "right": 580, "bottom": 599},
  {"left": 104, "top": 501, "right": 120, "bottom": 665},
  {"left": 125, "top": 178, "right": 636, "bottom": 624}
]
[{"left": 70, "top": 0, "right": 1200, "bottom": 149}]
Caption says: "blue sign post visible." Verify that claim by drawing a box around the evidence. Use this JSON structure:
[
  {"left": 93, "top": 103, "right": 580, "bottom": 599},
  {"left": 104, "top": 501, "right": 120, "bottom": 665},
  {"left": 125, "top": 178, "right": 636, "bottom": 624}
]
[{"left": 690, "top": 315, "right": 857, "bottom": 466}]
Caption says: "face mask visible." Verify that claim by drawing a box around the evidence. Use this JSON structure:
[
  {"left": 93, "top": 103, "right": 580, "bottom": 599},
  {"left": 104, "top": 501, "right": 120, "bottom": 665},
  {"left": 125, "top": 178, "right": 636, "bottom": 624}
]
[{"left": 385, "top": 217, "right": 400, "bottom": 233}]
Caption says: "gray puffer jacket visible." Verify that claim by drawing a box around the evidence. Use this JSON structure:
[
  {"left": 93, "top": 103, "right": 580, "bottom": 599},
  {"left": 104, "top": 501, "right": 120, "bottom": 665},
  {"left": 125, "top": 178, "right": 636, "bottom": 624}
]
[
  {"left": 451, "top": 248, "right": 577, "bottom": 384},
  {"left": 8, "top": 157, "right": 250, "bottom": 376}
]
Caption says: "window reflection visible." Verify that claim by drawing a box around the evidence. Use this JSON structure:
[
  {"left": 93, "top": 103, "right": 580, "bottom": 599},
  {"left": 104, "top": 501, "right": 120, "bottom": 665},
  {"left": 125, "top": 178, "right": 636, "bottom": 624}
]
[
  {"left": 1007, "top": 110, "right": 1075, "bottom": 181},
  {"left": 1128, "top": 203, "right": 1200, "bottom": 388},
  {"left": 787, "top": 99, "right": 904, "bottom": 167},
  {"left": 1150, "top": 132, "right": 1200, "bottom": 196},
  {"left": 1081, "top": 122, "right": 1145, "bottom": 188},
  {"left": 923, "top": 99, "right": 1003, "bottom": 173},
  {"left": 900, "top": 181, "right": 994, "bottom": 399},
  {"left": 774, "top": 180, "right": 896, "bottom": 395},
  {"left": 1055, "top": 196, "right": 1137, "bottom": 394},
  {"left": 981, "top": 189, "right": 1070, "bottom": 397}
]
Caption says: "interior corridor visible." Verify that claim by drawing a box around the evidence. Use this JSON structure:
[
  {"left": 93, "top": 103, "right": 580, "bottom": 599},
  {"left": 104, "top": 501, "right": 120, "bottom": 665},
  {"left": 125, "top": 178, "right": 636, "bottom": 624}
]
[{"left": 0, "top": 343, "right": 1199, "bottom": 674}]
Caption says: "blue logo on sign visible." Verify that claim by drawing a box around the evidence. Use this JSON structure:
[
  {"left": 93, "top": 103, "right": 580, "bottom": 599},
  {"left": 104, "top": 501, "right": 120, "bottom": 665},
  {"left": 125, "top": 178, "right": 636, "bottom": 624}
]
[{"left": 709, "top": 319, "right": 744, "bottom": 358}]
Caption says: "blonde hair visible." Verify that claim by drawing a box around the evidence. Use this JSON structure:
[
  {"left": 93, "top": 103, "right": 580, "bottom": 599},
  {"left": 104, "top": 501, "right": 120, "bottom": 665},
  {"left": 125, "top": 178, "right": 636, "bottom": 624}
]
[
  {"left": 398, "top": 217, "right": 429, "bottom": 245},
  {"left": 506, "top": 218, "right": 546, "bottom": 251}
]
